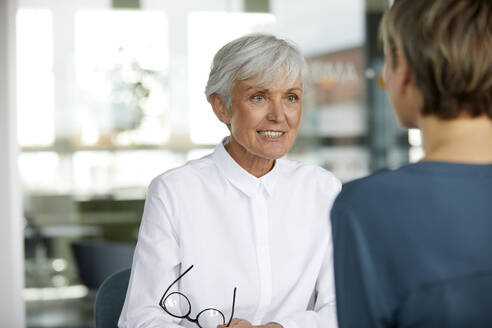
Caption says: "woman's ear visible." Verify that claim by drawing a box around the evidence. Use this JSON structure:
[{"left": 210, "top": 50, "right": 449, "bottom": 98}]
[
  {"left": 396, "top": 53, "right": 423, "bottom": 128},
  {"left": 398, "top": 53, "right": 417, "bottom": 97},
  {"left": 210, "top": 93, "right": 231, "bottom": 125}
]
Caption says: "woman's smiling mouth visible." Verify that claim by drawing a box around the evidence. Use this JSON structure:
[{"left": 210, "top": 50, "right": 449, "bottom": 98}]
[{"left": 257, "top": 130, "right": 285, "bottom": 138}]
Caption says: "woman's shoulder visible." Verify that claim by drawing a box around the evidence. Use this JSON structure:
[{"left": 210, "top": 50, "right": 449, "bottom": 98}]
[
  {"left": 336, "top": 164, "right": 422, "bottom": 206},
  {"left": 150, "top": 153, "right": 217, "bottom": 188},
  {"left": 278, "top": 158, "right": 341, "bottom": 192}
]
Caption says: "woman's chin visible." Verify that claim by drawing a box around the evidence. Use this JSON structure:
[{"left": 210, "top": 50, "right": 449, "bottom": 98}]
[
  {"left": 256, "top": 146, "right": 289, "bottom": 160},
  {"left": 255, "top": 136, "right": 295, "bottom": 159}
]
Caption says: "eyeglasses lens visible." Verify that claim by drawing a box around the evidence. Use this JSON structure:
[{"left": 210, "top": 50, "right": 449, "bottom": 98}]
[
  {"left": 164, "top": 293, "right": 191, "bottom": 317},
  {"left": 197, "top": 309, "right": 225, "bottom": 328}
]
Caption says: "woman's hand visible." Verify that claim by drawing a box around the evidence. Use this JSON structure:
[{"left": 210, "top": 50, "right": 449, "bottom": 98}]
[
  {"left": 218, "top": 318, "right": 253, "bottom": 328},
  {"left": 217, "top": 319, "right": 283, "bottom": 328}
]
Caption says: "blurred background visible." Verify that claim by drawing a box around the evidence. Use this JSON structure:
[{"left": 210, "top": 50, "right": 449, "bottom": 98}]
[{"left": 9, "top": 0, "right": 423, "bottom": 326}]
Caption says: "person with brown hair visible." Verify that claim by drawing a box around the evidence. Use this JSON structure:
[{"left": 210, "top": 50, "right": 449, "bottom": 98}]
[{"left": 330, "top": 0, "right": 492, "bottom": 327}]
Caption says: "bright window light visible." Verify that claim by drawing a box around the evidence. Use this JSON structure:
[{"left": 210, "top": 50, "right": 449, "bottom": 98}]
[
  {"left": 72, "top": 150, "right": 184, "bottom": 195},
  {"left": 74, "top": 10, "right": 170, "bottom": 145},
  {"left": 408, "top": 129, "right": 424, "bottom": 162},
  {"left": 23, "top": 285, "right": 88, "bottom": 301},
  {"left": 16, "top": 9, "right": 55, "bottom": 146},
  {"left": 409, "top": 146, "right": 425, "bottom": 163},
  {"left": 72, "top": 151, "right": 113, "bottom": 194},
  {"left": 18, "top": 152, "right": 59, "bottom": 192},
  {"left": 188, "top": 12, "right": 276, "bottom": 145},
  {"left": 408, "top": 128, "right": 422, "bottom": 146},
  {"left": 112, "top": 150, "right": 184, "bottom": 190}
]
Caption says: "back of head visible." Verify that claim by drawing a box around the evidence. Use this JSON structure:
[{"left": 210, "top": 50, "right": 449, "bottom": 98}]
[
  {"left": 204, "top": 33, "right": 308, "bottom": 108},
  {"left": 380, "top": 0, "right": 492, "bottom": 119}
]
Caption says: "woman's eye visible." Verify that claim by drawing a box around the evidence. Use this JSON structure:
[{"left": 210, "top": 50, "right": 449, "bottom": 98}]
[
  {"left": 252, "top": 94, "right": 265, "bottom": 102},
  {"left": 287, "top": 94, "right": 299, "bottom": 103}
]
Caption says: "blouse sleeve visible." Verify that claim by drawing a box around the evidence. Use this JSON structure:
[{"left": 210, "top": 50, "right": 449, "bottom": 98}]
[
  {"left": 271, "top": 176, "right": 341, "bottom": 328},
  {"left": 118, "top": 177, "right": 186, "bottom": 328},
  {"left": 271, "top": 232, "right": 338, "bottom": 328}
]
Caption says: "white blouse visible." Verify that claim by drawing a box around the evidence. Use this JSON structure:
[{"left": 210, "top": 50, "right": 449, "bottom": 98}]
[{"left": 118, "top": 138, "right": 341, "bottom": 328}]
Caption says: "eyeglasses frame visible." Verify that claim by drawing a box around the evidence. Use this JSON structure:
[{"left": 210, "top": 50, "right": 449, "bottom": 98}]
[{"left": 159, "top": 265, "right": 237, "bottom": 328}]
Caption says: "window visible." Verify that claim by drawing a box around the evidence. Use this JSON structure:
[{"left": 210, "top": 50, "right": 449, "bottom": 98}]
[
  {"left": 16, "top": 9, "right": 55, "bottom": 146},
  {"left": 74, "top": 10, "right": 170, "bottom": 146}
]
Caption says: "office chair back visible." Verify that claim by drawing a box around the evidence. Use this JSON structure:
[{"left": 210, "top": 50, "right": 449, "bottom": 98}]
[
  {"left": 72, "top": 240, "right": 135, "bottom": 290},
  {"left": 94, "top": 268, "right": 131, "bottom": 328}
]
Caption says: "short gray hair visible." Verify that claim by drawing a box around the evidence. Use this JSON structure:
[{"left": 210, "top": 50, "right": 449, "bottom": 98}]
[{"left": 205, "top": 33, "right": 308, "bottom": 108}]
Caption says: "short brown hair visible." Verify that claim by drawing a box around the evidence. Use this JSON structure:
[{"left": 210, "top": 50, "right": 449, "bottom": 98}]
[{"left": 380, "top": 0, "right": 492, "bottom": 119}]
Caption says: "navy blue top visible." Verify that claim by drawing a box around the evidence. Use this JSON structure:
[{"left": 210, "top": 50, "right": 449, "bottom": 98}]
[{"left": 331, "top": 162, "right": 492, "bottom": 328}]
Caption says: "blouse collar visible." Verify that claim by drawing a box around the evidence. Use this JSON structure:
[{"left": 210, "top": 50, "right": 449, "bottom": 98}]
[{"left": 212, "top": 137, "right": 282, "bottom": 198}]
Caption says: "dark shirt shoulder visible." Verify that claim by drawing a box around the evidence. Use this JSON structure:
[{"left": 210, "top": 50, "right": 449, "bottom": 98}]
[{"left": 332, "top": 162, "right": 492, "bottom": 328}]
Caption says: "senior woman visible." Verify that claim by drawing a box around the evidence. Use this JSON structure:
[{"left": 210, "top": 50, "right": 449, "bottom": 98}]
[
  {"left": 118, "top": 34, "right": 341, "bottom": 328},
  {"left": 331, "top": 0, "right": 492, "bottom": 327}
]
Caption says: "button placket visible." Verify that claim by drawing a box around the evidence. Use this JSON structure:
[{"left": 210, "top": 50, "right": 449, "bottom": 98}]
[{"left": 250, "top": 184, "right": 272, "bottom": 323}]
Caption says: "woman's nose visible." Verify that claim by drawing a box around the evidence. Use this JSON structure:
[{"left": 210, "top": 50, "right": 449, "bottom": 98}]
[{"left": 266, "top": 99, "right": 286, "bottom": 122}]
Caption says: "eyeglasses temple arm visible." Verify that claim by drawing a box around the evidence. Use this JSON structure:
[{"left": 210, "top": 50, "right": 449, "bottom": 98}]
[
  {"left": 159, "top": 264, "right": 194, "bottom": 308},
  {"left": 225, "top": 287, "right": 237, "bottom": 327}
]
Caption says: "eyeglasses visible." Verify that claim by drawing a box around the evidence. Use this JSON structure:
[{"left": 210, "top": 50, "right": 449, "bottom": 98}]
[{"left": 159, "top": 265, "right": 237, "bottom": 328}]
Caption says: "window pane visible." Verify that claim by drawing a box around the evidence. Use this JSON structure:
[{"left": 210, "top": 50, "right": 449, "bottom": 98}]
[
  {"left": 74, "top": 10, "right": 170, "bottom": 146},
  {"left": 19, "top": 152, "right": 59, "bottom": 192},
  {"left": 16, "top": 9, "right": 55, "bottom": 146},
  {"left": 72, "top": 150, "right": 184, "bottom": 196}
]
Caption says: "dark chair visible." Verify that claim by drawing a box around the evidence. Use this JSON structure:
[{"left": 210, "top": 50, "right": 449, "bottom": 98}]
[
  {"left": 71, "top": 240, "right": 135, "bottom": 290},
  {"left": 94, "top": 268, "right": 131, "bottom": 328}
]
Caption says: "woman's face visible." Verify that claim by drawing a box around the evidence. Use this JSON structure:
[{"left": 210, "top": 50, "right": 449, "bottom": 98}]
[{"left": 227, "top": 76, "right": 303, "bottom": 161}]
